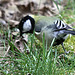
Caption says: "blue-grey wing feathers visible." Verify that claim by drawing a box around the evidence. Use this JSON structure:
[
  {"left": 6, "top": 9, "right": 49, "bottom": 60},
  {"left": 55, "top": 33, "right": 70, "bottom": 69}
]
[{"left": 54, "top": 20, "right": 75, "bottom": 35}]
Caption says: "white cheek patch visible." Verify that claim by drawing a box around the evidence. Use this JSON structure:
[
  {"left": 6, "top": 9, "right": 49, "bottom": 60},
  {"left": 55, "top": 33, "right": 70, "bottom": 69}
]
[{"left": 23, "top": 19, "right": 32, "bottom": 32}]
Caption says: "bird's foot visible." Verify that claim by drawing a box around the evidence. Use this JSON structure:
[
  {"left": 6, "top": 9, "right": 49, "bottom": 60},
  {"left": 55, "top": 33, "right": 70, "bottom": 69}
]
[{"left": 64, "top": 50, "right": 70, "bottom": 54}]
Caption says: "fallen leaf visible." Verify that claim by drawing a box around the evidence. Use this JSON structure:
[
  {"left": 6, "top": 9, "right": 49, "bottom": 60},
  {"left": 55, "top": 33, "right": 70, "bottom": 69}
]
[
  {"left": 15, "top": 36, "right": 28, "bottom": 53},
  {"left": 0, "top": 0, "right": 10, "bottom": 4},
  {"left": 16, "top": 1, "right": 37, "bottom": 14}
]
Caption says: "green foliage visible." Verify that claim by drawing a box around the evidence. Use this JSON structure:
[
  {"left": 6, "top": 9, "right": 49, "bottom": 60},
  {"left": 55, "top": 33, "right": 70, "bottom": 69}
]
[
  {"left": 0, "top": 32, "right": 75, "bottom": 75},
  {"left": 0, "top": 0, "right": 75, "bottom": 74}
]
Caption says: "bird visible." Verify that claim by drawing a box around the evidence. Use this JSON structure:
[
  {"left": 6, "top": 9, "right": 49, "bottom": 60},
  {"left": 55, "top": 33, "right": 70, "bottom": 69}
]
[{"left": 18, "top": 15, "right": 75, "bottom": 53}]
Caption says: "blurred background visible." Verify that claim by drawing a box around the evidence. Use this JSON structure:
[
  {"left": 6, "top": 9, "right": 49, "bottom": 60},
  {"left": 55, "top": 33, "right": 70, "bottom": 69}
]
[
  {"left": 0, "top": 0, "right": 75, "bottom": 27},
  {"left": 0, "top": 0, "right": 75, "bottom": 74}
]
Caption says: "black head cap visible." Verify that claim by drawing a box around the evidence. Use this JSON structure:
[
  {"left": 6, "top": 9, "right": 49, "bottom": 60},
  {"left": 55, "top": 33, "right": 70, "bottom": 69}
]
[{"left": 19, "top": 15, "right": 35, "bottom": 36}]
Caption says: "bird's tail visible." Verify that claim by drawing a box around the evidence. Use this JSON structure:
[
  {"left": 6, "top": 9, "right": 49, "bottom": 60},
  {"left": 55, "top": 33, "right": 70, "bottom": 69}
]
[{"left": 64, "top": 30, "right": 75, "bottom": 35}]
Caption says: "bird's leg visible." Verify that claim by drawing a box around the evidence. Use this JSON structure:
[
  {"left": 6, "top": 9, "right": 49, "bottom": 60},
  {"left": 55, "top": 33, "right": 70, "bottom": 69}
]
[{"left": 61, "top": 43, "right": 69, "bottom": 54}]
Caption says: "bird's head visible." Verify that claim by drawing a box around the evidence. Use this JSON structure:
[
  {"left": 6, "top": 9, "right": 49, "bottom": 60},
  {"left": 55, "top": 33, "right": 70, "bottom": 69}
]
[{"left": 19, "top": 15, "right": 35, "bottom": 36}]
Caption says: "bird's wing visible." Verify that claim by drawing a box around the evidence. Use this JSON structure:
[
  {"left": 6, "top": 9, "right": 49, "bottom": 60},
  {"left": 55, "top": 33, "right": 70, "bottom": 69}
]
[
  {"left": 54, "top": 20, "right": 72, "bottom": 30},
  {"left": 34, "top": 16, "right": 59, "bottom": 33},
  {"left": 53, "top": 20, "right": 75, "bottom": 35}
]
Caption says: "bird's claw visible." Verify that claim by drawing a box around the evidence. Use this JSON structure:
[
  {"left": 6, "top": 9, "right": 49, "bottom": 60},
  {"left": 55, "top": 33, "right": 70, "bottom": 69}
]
[{"left": 65, "top": 50, "right": 70, "bottom": 54}]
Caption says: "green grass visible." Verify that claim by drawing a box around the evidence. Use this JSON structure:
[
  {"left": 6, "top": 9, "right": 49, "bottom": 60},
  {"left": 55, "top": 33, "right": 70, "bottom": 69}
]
[
  {"left": 0, "top": 1, "right": 75, "bottom": 74},
  {"left": 0, "top": 32, "right": 75, "bottom": 75}
]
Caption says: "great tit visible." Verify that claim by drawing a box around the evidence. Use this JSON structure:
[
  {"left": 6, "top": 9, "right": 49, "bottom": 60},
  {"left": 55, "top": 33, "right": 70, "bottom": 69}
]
[{"left": 19, "top": 15, "right": 75, "bottom": 53}]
